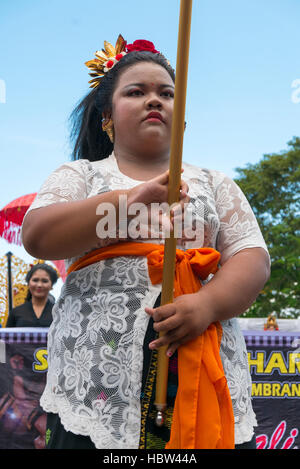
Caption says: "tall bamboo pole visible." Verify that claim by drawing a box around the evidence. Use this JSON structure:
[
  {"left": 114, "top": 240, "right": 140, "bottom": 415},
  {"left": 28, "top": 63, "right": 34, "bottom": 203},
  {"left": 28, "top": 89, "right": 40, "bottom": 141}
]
[
  {"left": 6, "top": 252, "right": 13, "bottom": 314},
  {"left": 154, "top": 0, "right": 193, "bottom": 425}
]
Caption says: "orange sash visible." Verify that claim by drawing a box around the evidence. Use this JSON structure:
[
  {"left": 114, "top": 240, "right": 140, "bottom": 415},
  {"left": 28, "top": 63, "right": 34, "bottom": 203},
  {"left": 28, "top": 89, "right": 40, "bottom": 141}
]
[{"left": 67, "top": 242, "right": 235, "bottom": 449}]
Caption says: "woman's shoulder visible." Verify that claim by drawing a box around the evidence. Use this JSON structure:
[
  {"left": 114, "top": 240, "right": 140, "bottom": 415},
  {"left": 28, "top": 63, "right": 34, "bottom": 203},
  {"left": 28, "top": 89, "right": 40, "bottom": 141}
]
[
  {"left": 36, "top": 158, "right": 110, "bottom": 193},
  {"left": 182, "top": 161, "right": 230, "bottom": 187},
  {"left": 10, "top": 301, "right": 31, "bottom": 315},
  {"left": 54, "top": 158, "right": 93, "bottom": 173},
  {"left": 61, "top": 157, "right": 111, "bottom": 176}
]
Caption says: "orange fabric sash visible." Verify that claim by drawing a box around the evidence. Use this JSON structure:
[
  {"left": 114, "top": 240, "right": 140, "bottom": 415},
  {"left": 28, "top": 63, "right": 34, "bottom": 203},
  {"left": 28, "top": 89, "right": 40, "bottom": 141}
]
[{"left": 67, "top": 242, "right": 235, "bottom": 449}]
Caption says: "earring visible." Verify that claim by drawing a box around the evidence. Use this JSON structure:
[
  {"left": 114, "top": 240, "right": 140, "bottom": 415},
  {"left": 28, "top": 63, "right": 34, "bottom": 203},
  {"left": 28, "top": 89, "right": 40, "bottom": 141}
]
[{"left": 102, "top": 118, "right": 114, "bottom": 143}]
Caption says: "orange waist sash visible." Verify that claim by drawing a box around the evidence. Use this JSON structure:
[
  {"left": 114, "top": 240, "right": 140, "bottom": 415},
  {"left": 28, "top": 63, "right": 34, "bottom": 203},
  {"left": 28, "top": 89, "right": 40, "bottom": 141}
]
[{"left": 67, "top": 242, "right": 235, "bottom": 449}]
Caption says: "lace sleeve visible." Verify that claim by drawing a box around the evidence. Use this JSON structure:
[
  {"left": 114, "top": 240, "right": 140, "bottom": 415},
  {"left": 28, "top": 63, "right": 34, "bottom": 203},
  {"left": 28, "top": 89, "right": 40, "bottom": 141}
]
[
  {"left": 213, "top": 171, "right": 269, "bottom": 265},
  {"left": 25, "top": 160, "right": 89, "bottom": 213}
]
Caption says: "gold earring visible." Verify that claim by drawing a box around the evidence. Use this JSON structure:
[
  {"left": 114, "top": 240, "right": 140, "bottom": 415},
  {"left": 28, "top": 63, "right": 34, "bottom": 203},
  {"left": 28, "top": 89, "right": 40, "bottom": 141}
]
[{"left": 102, "top": 118, "right": 114, "bottom": 143}]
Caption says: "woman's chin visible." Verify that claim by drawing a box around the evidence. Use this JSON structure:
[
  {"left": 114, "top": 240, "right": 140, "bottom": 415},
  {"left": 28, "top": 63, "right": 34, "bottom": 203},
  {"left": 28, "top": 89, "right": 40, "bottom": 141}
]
[
  {"left": 32, "top": 292, "right": 48, "bottom": 300},
  {"left": 138, "top": 132, "right": 170, "bottom": 150}
]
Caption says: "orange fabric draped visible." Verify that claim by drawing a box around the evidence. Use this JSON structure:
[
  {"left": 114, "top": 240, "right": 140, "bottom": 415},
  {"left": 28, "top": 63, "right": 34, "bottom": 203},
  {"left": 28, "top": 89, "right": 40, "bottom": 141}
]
[{"left": 67, "top": 242, "right": 235, "bottom": 449}]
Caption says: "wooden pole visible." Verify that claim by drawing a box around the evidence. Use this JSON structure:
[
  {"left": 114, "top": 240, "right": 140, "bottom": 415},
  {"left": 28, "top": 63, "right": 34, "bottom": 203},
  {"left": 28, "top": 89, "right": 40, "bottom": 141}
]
[
  {"left": 6, "top": 252, "right": 13, "bottom": 314},
  {"left": 154, "top": 0, "right": 193, "bottom": 425}
]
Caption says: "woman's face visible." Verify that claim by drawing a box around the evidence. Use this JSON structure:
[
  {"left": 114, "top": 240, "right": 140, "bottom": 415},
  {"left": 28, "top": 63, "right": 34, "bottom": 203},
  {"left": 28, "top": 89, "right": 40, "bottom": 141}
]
[
  {"left": 111, "top": 61, "right": 175, "bottom": 156},
  {"left": 28, "top": 269, "right": 52, "bottom": 300}
]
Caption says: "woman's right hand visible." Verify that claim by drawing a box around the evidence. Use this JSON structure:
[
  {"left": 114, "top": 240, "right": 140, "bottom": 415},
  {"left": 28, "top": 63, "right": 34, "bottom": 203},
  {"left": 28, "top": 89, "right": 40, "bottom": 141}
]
[{"left": 126, "top": 170, "right": 193, "bottom": 241}]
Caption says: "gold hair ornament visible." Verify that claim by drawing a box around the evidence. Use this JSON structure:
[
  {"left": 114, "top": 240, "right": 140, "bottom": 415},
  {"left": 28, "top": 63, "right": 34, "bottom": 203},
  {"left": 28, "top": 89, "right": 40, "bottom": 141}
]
[
  {"left": 85, "top": 35, "right": 161, "bottom": 89},
  {"left": 85, "top": 34, "right": 127, "bottom": 89}
]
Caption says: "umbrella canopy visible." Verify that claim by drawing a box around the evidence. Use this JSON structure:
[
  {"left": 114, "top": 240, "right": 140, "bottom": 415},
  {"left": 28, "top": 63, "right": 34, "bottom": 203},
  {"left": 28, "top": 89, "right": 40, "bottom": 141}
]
[
  {"left": 0, "top": 193, "right": 67, "bottom": 282},
  {"left": 0, "top": 193, "right": 37, "bottom": 245}
]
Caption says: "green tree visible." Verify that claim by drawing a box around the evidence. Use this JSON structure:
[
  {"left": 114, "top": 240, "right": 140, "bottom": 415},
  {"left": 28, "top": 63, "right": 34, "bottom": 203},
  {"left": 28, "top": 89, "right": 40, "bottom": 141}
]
[{"left": 234, "top": 137, "right": 300, "bottom": 318}]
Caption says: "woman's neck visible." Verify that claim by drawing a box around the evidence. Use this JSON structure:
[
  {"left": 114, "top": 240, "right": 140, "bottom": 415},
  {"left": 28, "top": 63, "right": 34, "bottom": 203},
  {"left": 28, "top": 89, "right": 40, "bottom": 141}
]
[
  {"left": 32, "top": 297, "right": 48, "bottom": 307},
  {"left": 113, "top": 148, "right": 170, "bottom": 181}
]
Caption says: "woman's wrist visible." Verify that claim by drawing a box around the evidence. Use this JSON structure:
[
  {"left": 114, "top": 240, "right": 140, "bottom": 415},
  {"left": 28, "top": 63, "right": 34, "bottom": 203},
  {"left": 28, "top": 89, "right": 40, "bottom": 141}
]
[{"left": 194, "top": 286, "right": 219, "bottom": 326}]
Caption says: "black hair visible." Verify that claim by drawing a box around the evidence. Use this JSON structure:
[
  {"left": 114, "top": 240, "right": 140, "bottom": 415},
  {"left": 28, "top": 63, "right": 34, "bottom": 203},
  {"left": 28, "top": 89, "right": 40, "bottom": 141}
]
[
  {"left": 25, "top": 264, "right": 58, "bottom": 301},
  {"left": 69, "top": 50, "right": 175, "bottom": 162}
]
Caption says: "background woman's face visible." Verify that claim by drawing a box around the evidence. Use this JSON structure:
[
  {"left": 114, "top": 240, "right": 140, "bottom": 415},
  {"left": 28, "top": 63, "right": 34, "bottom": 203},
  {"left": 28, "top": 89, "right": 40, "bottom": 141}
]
[
  {"left": 111, "top": 62, "right": 175, "bottom": 155},
  {"left": 28, "top": 269, "right": 52, "bottom": 300}
]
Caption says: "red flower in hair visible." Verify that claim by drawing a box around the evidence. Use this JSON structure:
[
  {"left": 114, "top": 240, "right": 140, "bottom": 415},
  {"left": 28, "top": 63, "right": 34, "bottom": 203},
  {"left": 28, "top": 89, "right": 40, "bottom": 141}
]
[
  {"left": 106, "top": 60, "right": 115, "bottom": 69},
  {"left": 126, "top": 40, "right": 159, "bottom": 54}
]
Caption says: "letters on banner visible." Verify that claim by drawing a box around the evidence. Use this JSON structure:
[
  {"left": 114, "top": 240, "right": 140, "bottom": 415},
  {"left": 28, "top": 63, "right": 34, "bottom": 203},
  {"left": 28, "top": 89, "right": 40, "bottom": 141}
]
[{"left": 0, "top": 329, "right": 299, "bottom": 449}]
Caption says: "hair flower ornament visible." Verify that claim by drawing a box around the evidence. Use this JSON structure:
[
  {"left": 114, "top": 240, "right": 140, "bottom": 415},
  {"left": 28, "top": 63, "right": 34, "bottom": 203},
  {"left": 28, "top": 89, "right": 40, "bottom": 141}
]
[
  {"left": 85, "top": 35, "right": 160, "bottom": 89},
  {"left": 103, "top": 51, "right": 127, "bottom": 73},
  {"left": 126, "top": 40, "right": 160, "bottom": 54}
]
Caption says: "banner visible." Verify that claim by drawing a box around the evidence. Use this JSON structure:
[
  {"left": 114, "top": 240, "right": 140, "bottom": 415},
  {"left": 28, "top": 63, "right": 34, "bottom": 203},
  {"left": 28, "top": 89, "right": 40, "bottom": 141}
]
[
  {"left": 0, "top": 328, "right": 299, "bottom": 449},
  {"left": 245, "top": 331, "right": 300, "bottom": 449},
  {"left": 0, "top": 328, "right": 48, "bottom": 449}
]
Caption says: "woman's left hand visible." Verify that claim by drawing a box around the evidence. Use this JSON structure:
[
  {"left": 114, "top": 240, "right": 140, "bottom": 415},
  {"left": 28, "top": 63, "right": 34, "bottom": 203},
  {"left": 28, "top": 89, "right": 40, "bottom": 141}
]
[
  {"left": 145, "top": 291, "right": 215, "bottom": 357},
  {"left": 145, "top": 248, "right": 271, "bottom": 357}
]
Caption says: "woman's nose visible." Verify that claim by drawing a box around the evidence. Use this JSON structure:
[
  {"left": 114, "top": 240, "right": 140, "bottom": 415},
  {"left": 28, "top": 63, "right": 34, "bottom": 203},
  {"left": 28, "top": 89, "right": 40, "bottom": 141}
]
[{"left": 146, "top": 94, "right": 162, "bottom": 109}]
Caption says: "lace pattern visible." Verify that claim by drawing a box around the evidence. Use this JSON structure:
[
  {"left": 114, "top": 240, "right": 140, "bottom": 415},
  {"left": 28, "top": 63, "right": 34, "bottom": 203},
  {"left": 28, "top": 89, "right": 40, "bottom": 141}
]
[{"left": 25, "top": 153, "right": 268, "bottom": 447}]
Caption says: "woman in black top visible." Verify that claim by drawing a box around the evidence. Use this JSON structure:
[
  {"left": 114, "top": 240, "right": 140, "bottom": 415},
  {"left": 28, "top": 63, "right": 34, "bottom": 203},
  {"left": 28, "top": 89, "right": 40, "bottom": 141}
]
[{"left": 6, "top": 264, "right": 58, "bottom": 328}]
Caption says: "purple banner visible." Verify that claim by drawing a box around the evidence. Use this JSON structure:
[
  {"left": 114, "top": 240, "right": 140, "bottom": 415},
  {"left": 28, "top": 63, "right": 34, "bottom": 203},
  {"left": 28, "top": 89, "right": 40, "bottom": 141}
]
[
  {"left": 244, "top": 331, "right": 300, "bottom": 449},
  {"left": 0, "top": 328, "right": 48, "bottom": 449},
  {"left": 0, "top": 328, "right": 299, "bottom": 449}
]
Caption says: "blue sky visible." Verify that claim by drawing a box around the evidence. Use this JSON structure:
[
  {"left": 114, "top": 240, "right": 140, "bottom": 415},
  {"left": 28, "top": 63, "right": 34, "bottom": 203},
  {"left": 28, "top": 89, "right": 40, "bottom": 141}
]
[{"left": 0, "top": 0, "right": 299, "bottom": 296}]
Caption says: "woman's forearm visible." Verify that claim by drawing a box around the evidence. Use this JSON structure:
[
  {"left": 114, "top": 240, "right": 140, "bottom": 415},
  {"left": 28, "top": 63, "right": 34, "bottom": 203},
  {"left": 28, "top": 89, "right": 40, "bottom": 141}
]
[
  {"left": 22, "top": 190, "right": 129, "bottom": 260},
  {"left": 22, "top": 170, "right": 188, "bottom": 261},
  {"left": 199, "top": 247, "right": 271, "bottom": 323}
]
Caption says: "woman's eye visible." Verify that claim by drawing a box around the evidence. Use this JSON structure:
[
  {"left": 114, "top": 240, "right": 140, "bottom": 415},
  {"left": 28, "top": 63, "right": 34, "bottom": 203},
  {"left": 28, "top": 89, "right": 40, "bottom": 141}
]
[
  {"left": 162, "top": 91, "right": 174, "bottom": 98},
  {"left": 129, "top": 89, "right": 143, "bottom": 96}
]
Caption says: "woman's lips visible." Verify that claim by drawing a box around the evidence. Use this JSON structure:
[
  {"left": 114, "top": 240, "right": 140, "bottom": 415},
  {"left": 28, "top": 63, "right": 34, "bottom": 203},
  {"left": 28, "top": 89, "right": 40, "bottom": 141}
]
[{"left": 144, "top": 112, "right": 164, "bottom": 122}]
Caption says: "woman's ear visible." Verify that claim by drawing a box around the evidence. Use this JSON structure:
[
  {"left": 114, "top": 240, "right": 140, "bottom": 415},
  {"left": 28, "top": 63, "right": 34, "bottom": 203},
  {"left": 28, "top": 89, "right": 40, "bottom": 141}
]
[
  {"left": 102, "top": 111, "right": 112, "bottom": 122},
  {"left": 101, "top": 112, "right": 114, "bottom": 143}
]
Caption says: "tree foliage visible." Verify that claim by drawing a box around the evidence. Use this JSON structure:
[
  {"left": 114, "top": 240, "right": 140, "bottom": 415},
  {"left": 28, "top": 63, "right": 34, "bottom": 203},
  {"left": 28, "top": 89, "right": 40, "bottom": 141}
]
[{"left": 234, "top": 137, "right": 300, "bottom": 318}]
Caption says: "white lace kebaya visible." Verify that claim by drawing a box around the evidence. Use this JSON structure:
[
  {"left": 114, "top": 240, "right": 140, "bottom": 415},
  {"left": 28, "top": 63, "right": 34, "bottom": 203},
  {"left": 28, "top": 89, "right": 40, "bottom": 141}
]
[{"left": 24, "top": 152, "right": 269, "bottom": 448}]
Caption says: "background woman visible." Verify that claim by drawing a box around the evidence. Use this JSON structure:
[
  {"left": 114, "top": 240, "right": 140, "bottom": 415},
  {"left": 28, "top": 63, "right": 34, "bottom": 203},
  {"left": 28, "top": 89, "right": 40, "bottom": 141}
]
[{"left": 6, "top": 264, "right": 58, "bottom": 328}]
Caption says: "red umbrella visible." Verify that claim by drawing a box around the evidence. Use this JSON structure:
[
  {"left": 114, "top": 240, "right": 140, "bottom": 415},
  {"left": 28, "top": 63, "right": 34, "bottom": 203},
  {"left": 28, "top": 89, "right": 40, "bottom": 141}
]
[
  {"left": 0, "top": 193, "right": 67, "bottom": 282},
  {"left": 52, "top": 259, "right": 66, "bottom": 282},
  {"left": 0, "top": 193, "right": 37, "bottom": 245}
]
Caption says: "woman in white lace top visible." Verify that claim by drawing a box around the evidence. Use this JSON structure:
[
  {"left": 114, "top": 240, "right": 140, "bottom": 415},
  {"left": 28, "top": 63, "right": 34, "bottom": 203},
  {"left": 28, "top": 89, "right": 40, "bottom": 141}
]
[{"left": 22, "top": 38, "right": 270, "bottom": 450}]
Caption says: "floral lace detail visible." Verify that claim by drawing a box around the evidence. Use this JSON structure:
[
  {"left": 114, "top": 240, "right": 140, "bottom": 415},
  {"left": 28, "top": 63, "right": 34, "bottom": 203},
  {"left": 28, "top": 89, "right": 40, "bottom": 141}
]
[
  {"left": 64, "top": 346, "right": 94, "bottom": 400},
  {"left": 26, "top": 153, "right": 269, "bottom": 447},
  {"left": 220, "top": 319, "right": 257, "bottom": 444}
]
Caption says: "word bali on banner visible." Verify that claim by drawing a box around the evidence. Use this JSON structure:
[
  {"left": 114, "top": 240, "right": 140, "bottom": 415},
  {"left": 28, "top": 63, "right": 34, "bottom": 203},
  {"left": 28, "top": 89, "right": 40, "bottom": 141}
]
[{"left": 0, "top": 328, "right": 299, "bottom": 449}]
